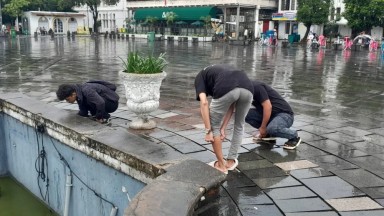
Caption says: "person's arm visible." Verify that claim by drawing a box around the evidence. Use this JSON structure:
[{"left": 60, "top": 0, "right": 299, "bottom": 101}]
[
  {"left": 259, "top": 99, "right": 272, "bottom": 137},
  {"left": 199, "top": 92, "right": 214, "bottom": 143},
  {"left": 220, "top": 103, "right": 235, "bottom": 140}
]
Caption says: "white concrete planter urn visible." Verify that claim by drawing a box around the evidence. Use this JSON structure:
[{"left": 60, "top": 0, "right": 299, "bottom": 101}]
[{"left": 119, "top": 71, "right": 167, "bottom": 129}]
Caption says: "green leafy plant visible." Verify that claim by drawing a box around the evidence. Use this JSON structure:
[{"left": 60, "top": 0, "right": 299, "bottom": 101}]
[{"left": 120, "top": 52, "right": 167, "bottom": 74}]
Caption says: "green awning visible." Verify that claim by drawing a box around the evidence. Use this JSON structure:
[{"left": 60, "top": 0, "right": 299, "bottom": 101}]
[{"left": 134, "top": 7, "right": 221, "bottom": 21}]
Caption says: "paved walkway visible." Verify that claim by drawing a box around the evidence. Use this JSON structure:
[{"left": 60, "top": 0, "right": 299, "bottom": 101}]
[{"left": 1, "top": 36, "right": 384, "bottom": 215}]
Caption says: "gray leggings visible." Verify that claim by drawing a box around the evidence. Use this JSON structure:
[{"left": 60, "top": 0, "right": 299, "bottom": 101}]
[{"left": 210, "top": 88, "right": 253, "bottom": 160}]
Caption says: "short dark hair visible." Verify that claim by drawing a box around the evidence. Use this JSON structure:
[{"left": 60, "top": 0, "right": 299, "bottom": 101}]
[{"left": 56, "top": 84, "right": 75, "bottom": 100}]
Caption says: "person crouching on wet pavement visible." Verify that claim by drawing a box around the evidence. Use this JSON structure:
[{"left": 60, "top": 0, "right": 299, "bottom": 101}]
[
  {"left": 56, "top": 80, "right": 119, "bottom": 124},
  {"left": 195, "top": 64, "right": 253, "bottom": 174},
  {"left": 245, "top": 80, "right": 301, "bottom": 150}
]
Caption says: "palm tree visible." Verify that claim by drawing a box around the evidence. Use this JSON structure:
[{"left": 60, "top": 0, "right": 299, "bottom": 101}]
[
  {"left": 200, "top": 15, "right": 211, "bottom": 36},
  {"left": 145, "top": 16, "right": 158, "bottom": 32},
  {"left": 165, "top": 12, "right": 178, "bottom": 35}
]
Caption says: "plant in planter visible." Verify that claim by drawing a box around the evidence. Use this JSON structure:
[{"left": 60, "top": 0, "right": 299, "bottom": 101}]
[{"left": 119, "top": 52, "right": 167, "bottom": 129}]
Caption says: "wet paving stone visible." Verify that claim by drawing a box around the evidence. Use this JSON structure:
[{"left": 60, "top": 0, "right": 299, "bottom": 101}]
[
  {"left": 274, "top": 197, "right": 332, "bottom": 213},
  {"left": 186, "top": 150, "right": 216, "bottom": 163},
  {"left": 307, "top": 154, "right": 358, "bottom": 170},
  {"left": 331, "top": 169, "right": 384, "bottom": 188},
  {"left": 253, "top": 147, "right": 304, "bottom": 163},
  {"left": 196, "top": 187, "right": 242, "bottom": 216},
  {"left": 237, "top": 151, "right": 265, "bottom": 161},
  {"left": 265, "top": 185, "right": 317, "bottom": 200},
  {"left": 253, "top": 176, "right": 302, "bottom": 189},
  {"left": 275, "top": 160, "right": 318, "bottom": 171},
  {"left": 285, "top": 212, "right": 339, "bottom": 216},
  {"left": 347, "top": 156, "right": 384, "bottom": 179},
  {"left": 292, "top": 120, "right": 312, "bottom": 128},
  {"left": 335, "top": 126, "right": 373, "bottom": 137},
  {"left": 306, "top": 139, "right": 369, "bottom": 158},
  {"left": 297, "top": 130, "right": 326, "bottom": 142},
  {"left": 369, "top": 128, "right": 384, "bottom": 137},
  {"left": 148, "top": 129, "right": 176, "bottom": 139},
  {"left": 321, "top": 131, "right": 365, "bottom": 143},
  {"left": 360, "top": 187, "right": 384, "bottom": 199},
  {"left": 348, "top": 141, "right": 384, "bottom": 155},
  {"left": 243, "top": 166, "right": 288, "bottom": 179},
  {"left": 222, "top": 171, "right": 256, "bottom": 188},
  {"left": 339, "top": 210, "right": 384, "bottom": 216},
  {"left": 376, "top": 199, "right": 384, "bottom": 207},
  {"left": 238, "top": 204, "right": 284, "bottom": 216},
  {"left": 311, "top": 120, "right": 347, "bottom": 129},
  {"left": 294, "top": 115, "right": 322, "bottom": 123},
  {"left": 225, "top": 186, "right": 274, "bottom": 205},
  {"left": 301, "top": 176, "right": 365, "bottom": 199},
  {"left": 237, "top": 159, "right": 275, "bottom": 170},
  {"left": 300, "top": 124, "right": 336, "bottom": 135},
  {"left": 326, "top": 197, "right": 383, "bottom": 211},
  {"left": 289, "top": 167, "right": 333, "bottom": 179},
  {"left": 363, "top": 134, "right": 384, "bottom": 147}
]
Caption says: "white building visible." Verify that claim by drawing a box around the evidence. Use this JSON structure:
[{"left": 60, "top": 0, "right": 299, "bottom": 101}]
[
  {"left": 23, "top": 11, "right": 85, "bottom": 35},
  {"left": 74, "top": 1, "right": 129, "bottom": 33}
]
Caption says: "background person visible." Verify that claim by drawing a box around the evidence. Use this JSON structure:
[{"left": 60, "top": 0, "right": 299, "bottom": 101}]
[
  {"left": 195, "top": 64, "right": 253, "bottom": 174},
  {"left": 56, "top": 80, "right": 119, "bottom": 124},
  {"left": 245, "top": 81, "right": 301, "bottom": 150}
]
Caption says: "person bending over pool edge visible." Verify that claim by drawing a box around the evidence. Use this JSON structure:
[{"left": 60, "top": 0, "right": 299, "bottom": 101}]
[
  {"left": 195, "top": 64, "right": 253, "bottom": 174},
  {"left": 56, "top": 80, "right": 119, "bottom": 124}
]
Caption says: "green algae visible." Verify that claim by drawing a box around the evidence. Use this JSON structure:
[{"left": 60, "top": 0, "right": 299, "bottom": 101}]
[{"left": 0, "top": 177, "right": 57, "bottom": 216}]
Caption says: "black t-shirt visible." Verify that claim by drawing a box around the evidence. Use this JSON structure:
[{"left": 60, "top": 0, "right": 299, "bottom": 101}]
[
  {"left": 252, "top": 80, "right": 293, "bottom": 117},
  {"left": 195, "top": 64, "right": 253, "bottom": 100}
]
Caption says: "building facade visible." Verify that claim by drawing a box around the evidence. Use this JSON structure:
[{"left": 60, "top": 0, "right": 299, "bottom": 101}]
[
  {"left": 23, "top": 11, "right": 85, "bottom": 35},
  {"left": 74, "top": 1, "right": 129, "bottom": 33},
  {"left": 73, "top": 0, "right": 278, "bottom": 39}
]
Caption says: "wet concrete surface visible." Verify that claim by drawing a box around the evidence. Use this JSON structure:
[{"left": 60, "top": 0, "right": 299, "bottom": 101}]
[{"left": 1, "top": 35, "right": 384, "bottom": 215}]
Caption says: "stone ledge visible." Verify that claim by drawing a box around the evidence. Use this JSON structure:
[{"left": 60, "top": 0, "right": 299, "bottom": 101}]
[
  {"left": 0, "top": 93, "right": 186, "bottom": 182},
  {"left": 125, "top": 160, "right": 226, "bottom": 216}
]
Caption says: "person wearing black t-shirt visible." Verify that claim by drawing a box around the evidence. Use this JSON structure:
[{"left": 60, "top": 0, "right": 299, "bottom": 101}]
[
  {"left": 195, "top": 64, "right": 253, "bottom": 174},
  {"left": 245, "top": 81, "right": 301, "bottom": 149}
]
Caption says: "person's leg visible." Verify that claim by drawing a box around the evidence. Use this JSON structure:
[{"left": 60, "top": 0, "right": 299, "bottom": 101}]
[
  {"left": 209, "top": 88, "right": 241, "bottom": 173},
  {"left": 227, "top": 88, "right": 253, "bottom": 167},
  {"left": 104, "top": 99, "right": 119, "bottom": 119},
  {"left": 245, "top": 108, "right": 263, "bottom": 129},
  {"left": 266, "top": 112, "right": 296, "bottom": 140}
]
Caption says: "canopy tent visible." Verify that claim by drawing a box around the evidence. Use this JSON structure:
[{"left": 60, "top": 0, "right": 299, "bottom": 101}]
[{"left": 134, "top": 6, "right": 222, "bottom": 21}]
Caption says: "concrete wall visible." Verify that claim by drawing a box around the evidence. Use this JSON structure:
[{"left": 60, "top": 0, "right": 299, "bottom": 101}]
[
  {"left": 1, "top": 114, "right": 145, "bottom": 216},
  {"left": 0, "top": 114, "right": 7, "bottom": 176}
]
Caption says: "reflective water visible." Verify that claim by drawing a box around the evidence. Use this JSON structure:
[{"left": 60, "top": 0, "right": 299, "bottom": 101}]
[{"left": 0, "top": 177, "right": 56, "bottom": 216}]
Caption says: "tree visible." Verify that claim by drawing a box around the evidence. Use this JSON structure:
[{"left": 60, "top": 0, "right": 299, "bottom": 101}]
[
  {"left": 200, "top": 15, "right": 211, "bottom": 36},
  {"left": 296, "top": 0, "right": 331, "bottom": 41},
  {"left": 59, "top": 0, "right": 120, "bottom": 33},
  {"left": 145, "top": 16, "right": 158, "bottom": 32},
  {"left": 343, "top": 0, "right": 384, "bottom": 35},
  {"left": 2, "top": 0, "right": 30, "bottom": 30},
  {"left": 2, "top": 0, "right": 30, "bottom": 19}
]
